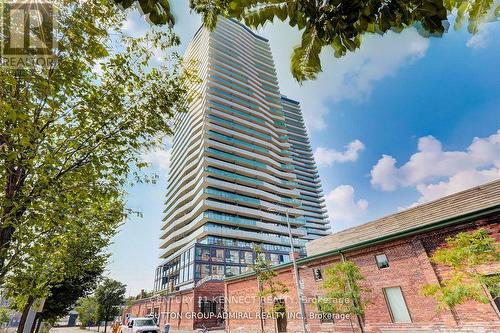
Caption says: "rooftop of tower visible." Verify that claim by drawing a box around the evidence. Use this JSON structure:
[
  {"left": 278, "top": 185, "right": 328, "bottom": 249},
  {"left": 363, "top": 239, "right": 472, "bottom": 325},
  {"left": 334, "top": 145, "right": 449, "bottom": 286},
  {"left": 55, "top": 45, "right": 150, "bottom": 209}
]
[
  {"left": 280, "top": 95, "right": 300, "bottom": 105},
  {"left": 228, "top": 19, "right": 269, "bottom": 42},
  {"left": 191, "top": 18, "right": 269, "bottom": 43}
]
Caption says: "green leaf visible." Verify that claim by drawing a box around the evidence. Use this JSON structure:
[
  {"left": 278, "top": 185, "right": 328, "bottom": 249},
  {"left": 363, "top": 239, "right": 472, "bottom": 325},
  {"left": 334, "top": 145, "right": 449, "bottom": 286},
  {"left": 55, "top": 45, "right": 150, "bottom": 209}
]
[{"left": 291, "top": 27, "right": 323, "bottom": 83}]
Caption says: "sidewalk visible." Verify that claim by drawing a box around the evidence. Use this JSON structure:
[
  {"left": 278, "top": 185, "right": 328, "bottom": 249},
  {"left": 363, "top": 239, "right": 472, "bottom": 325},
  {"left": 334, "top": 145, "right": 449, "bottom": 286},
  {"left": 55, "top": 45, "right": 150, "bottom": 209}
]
[{"left": 50, "top": 326, "right": 225, "bottom": 333}]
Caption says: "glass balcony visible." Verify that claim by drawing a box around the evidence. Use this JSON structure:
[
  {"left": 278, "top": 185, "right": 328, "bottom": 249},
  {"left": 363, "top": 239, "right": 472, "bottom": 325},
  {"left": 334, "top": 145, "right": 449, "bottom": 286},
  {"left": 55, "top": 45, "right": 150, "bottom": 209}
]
[
  {"left": 211, "top": 64, "right": 248, "bottom": 82},
  {"left": 208, "top": 115, "right": 271, "bottom": 140},
  {"left": 210, "top": 75, "right": 253, "bottom": 95},
  {"left": 254, "top": 62, "right": 275, "bottom": 74},
  {"left": 203, "top": 224, "right": 307, "bottom": 246},
  {"left": 274, "top": 120, "right": 286, "bottom": 128},
  {"left": 280, "top": 197, "right": 301, "bottom": 205},
  {"left": 281, "top": 180, "right": 298, "bottom": 186},
  {"left": 208, "top": 130, "right": 268, "bottom": 153},
  {"left": 269, "top": 107, "right": 284, "bottom": 116},
  {"left": 205, "top": 167, "right": 264, "bottom": 185},
  {"left": 206, "top": 148, "right": 266, "bottom": 168},
  {"left": 208, "top": 87, "right": 260, "bottom": 111},
  {"left": 205, "top": 187, "right": 260, "bottom": 205},
  {"left": 204, "top": 211, "right": 258, "bottom": 227},
  {"left": 208, "top": 102, "right": 264, "bottom": 125},
  {"left": 257, "top": 72, "right": 277, "bottom": 84}
]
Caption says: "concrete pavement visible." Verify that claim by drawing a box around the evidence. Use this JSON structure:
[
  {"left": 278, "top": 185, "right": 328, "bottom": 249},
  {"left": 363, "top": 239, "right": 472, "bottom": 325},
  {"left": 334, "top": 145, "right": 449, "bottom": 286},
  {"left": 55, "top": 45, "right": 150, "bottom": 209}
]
[{"left": 50, "top": 326, "right": 225, "bottom": 333}]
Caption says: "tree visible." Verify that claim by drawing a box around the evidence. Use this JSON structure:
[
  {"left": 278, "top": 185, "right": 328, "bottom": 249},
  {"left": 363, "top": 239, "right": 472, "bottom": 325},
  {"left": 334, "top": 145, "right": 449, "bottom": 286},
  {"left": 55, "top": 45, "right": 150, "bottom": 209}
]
[
  {"left": 252, "top": 245, "right": 288, "bottom": 333},
  {"left": 95, "top": 279, "right": 127, "bottom": 333},
  {"left": 76, "top": 297, "right": 99, "bottom": 329},
  {"left": 318, "top": 261, "right": 370, "bottom": 330},
  {"left": 0, "top": 0, "right": 190, "bottom": 281},
  {"left": 188, "top": 0, "right": 499, "bottom": 82},
  {"left": 4, "top": 191, "right": 121, "bottom": 333},
  {"left": 421, "top": 229, "right": 500, "bottom": 310},
  {"left": 36, "top": 258, "right": 103, "bottom": 326},
  {"left": 113, "top": 0, "right": 175, "bottom": 25},
  {"left": 0, "top": 307, "right": 11, "bottom": 328}
]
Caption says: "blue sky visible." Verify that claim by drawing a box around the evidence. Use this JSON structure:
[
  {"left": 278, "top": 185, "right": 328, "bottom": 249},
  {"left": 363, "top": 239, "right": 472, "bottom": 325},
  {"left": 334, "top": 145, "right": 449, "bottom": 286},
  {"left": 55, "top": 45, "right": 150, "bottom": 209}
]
[{"left": 107, "top": 4, "right": 500, "bottom": 295}]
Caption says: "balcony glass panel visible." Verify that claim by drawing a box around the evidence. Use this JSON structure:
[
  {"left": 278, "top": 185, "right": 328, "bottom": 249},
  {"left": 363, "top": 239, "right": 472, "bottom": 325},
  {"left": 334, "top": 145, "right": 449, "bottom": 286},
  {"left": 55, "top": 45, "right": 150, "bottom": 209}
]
[
  {"left": 205, "top": 188, "right": 260, "bottom": 205},
  {"left": 208, "top": 115, "right": 272, "bottom": 140},
  {"left": 206, "top": 148, "right": 267, "bottom": 168},
  {"left": 208, "top": 130, "right": 268, "bottom": 153},
  {"left": 206, "top": 167, "right": 263, "bottom": 185}
]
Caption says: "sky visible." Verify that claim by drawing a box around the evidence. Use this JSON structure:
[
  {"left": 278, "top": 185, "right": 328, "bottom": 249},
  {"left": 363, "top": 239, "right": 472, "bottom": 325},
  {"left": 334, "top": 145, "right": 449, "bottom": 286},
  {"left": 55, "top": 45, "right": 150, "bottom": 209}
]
[{"left": 107, "top": 4, "right": 500, "bottom": 295}]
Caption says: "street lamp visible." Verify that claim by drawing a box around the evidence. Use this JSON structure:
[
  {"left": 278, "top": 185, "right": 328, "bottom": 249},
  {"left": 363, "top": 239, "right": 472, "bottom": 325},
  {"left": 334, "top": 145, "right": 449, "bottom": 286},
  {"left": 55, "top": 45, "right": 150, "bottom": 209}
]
[{"left": 268, "top": 207, "right": 308, "bottom": 333}]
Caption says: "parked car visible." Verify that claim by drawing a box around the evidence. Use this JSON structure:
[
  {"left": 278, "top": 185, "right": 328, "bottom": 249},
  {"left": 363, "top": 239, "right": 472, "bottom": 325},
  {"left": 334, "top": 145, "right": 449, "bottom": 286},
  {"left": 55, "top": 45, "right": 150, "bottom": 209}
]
[{"left": 121, "top": 317, "right": 159, "bottom": 333}]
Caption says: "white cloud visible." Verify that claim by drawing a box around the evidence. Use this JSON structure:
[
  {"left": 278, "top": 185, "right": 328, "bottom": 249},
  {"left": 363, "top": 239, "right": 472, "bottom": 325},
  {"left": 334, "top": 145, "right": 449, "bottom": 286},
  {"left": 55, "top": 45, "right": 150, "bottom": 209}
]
[
  {"left": 371, "top": 130, "right": 500, "bottom": 204},
  {"left": 121, "top": 11, "right": 149, "bottom": 37},
  {"left": 325, "top": 185, "right": 368, "bottom": 230},
  {"left": 142, "top": 147, "right": 171, "bottom": 172},
  {"left": 466, "top": 29, "right": 490, "bottom": 49},
  {"left": 415, "top": 168, "right": 500, "bottom": 204},
  {"left": 258, "top": 23, "right": 430, "bottom": 131},
  {"left": 465, "top": 17, "right": 498, "bottom": 49},
  {"left": 314, "top": 139, "right": 365, "bottom": 167}
]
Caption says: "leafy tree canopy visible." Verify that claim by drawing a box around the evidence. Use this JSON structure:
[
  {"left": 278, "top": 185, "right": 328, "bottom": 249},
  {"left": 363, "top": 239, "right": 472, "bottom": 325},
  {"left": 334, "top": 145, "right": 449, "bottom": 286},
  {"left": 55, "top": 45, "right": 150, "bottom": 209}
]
[
  {"left": 36, "top": 238, "right": 107, "bottom": 325},
  {"left": 75, "top": 296, "right": 99, "bottom": 328},
  {"left": 113, "top": 0, "right": 175, "bottom": 26},
  {"left": 421, "top": 229, "right": 500, "bottom": 310},
  {"left": 318, "top": 261, "right": 369, "bottom": 317},
  {"left": 125, "top": 0, "right": 499, "bottom": 82},
  {"left": 0, "top": 0, "right": 191, "bottom": 283},
  {"left": 4, "top": 190, "right": 122, "bottom": 333},
  {"left": 251, "top": 245, "right": 289, "bottom": 317},
  {"left": 191, "top": 0, "right": 500, "bottom": 82},
  {"left": 95, "top": 278, "right": 127, "bottom": 327}
]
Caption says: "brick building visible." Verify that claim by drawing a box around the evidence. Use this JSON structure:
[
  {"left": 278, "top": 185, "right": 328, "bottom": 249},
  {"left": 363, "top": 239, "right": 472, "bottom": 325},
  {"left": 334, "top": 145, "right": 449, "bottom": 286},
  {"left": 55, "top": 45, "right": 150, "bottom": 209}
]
[
  {"left": 123, "top": 279, "right": 225, "bottom": 331},
  {"left": 225, "top": 180, "right": 500, "bottom": 333}
]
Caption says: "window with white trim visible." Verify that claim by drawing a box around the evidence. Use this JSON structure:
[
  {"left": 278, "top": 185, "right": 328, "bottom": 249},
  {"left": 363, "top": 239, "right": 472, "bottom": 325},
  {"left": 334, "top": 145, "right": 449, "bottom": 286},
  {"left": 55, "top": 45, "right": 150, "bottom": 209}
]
[{"left": 383, "top": 287, "right": 412, "bottom": 323}]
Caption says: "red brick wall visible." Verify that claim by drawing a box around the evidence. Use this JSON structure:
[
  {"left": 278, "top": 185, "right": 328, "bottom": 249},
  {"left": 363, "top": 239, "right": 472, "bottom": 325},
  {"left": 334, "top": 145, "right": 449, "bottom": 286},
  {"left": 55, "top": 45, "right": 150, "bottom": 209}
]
[
  {"left": 226, "top": 212, "right": 500, "bottom": 333},
  {"left": 193, "top": 281, "right": 225, "bottom": 329},
  {"left": 122, "top": 281, "right": 225, "bottom": 331}
]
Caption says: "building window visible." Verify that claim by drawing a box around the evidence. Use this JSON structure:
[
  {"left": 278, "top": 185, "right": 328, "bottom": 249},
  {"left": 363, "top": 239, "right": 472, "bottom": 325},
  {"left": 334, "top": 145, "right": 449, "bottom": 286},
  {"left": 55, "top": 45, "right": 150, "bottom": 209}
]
[
  {"left": 313, "top": 268, "right": 323, "bottom": 281},
  {"left": 211, "top": 264, "right": 224, "bottom": 276},
  {"left": 225, "top": 265, "right": 239, "bottom": 277},
  {"left": 210, "top": 301, "right": 217, "bottom": 314},
  {"left": 225, "top": 250, "right": 239, "bottom": 263},
  {"left": 196, "top": 264, "right": 210, "bottom": 279},
  {"left": 241, "top": 266, "right": 251, "bottom": 273},
  {"left": 242, "top": 251, "right": 253, "bottom": 264},
  {"left": 375, "top": 254, "right": 389, "bottom": 269},
  {"left": 383, "top": 287, "right": 412, "bottom": 323},
  {"left": 270, "top": 253, "right": 280, "bottom": 265},
  {"left": 213, "top": 248, "right": 225, "bottom": 262},
  {"left": 196, "top": 248, "right": 211, "bottom": 261}
]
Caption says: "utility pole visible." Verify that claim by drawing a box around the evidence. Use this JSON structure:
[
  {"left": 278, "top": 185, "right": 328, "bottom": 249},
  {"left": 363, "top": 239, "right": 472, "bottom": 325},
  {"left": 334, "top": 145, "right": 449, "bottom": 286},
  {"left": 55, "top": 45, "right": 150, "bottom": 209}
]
[
  {"left": 284, "top": 210, "right": 308, "bottom": 333},
  {"left": 267, "top": 207, "right": 308, "bottom": 332}
]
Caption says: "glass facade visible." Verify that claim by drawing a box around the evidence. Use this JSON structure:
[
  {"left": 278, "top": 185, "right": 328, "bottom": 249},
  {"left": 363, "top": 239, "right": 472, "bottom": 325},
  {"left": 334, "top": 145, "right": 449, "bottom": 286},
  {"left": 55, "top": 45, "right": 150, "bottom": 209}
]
[{"left": 154, "top": 243, "right": 291, "bottom": 291}]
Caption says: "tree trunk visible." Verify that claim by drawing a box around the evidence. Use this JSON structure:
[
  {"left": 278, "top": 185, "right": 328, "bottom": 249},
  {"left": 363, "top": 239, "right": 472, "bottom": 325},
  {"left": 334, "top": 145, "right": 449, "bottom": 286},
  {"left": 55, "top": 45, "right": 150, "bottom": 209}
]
[
  {"left": 17, "top": 296, "right": 35, "bottom": 333},
  {"left": 34, "top": 317, "right": 42, "bottom": 333},
  {"left": 29, "top": 314, "right": 38, "bottom": 333},
  {"left": 104, "top": 320, "right": 108, "bottom": 333},
  {"left": 0, "top": 162, "right": 28, "bottom": 277},
  {"left": 257, "top": 280, "right": 264, "bottom": 333}
]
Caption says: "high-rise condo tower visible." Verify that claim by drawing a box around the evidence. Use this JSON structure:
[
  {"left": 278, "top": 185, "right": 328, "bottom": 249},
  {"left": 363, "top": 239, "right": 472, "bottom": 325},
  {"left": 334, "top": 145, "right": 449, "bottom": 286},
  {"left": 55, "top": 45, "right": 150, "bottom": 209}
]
[{"left": 154, "top": 18, "right": 330, "bottom": 292}]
